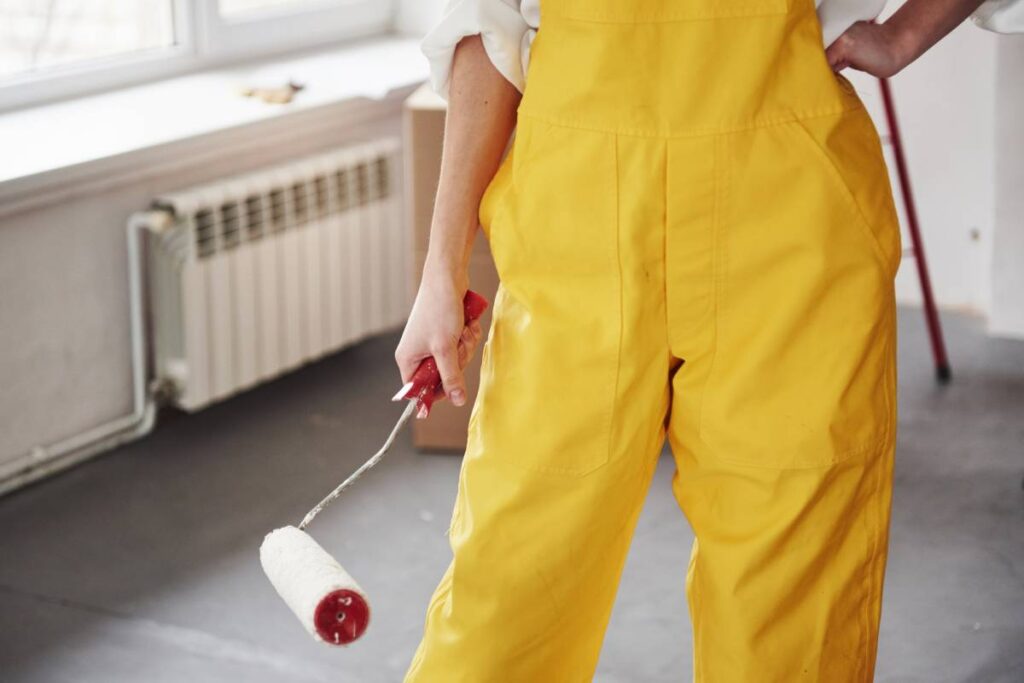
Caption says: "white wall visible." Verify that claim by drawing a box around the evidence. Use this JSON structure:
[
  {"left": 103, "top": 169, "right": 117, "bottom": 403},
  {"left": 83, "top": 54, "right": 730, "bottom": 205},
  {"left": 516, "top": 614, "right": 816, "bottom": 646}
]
[
  {"left": 988, "top": 35, "right": 1024, "bottom": 338},
  {"left": 395, "top": 0, "right": 446, "bottom": 35}
]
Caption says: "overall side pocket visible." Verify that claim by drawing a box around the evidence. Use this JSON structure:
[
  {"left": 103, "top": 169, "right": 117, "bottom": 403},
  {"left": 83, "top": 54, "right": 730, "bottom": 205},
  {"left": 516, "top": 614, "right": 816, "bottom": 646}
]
[{"left": 791, "top": 109, "right": 903, "bottom": 280}]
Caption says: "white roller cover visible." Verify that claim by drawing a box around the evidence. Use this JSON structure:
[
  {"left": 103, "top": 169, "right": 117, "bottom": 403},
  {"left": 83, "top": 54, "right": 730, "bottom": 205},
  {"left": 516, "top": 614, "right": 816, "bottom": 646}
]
[{"left": 260, "top": 525, "right": 371, "bottom": 645}]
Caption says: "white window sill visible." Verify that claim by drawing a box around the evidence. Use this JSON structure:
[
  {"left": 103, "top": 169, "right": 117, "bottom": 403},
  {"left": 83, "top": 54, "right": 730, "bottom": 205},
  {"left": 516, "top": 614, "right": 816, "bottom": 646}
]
[{"left": 0, "top": 34, "right": 427, "bottom": 216}]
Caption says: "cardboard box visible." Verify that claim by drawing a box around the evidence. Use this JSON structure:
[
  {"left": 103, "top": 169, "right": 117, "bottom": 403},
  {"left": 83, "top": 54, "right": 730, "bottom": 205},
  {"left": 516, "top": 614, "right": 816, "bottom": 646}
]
[{"left": 403, "top": 83, "right": 501, "bottom": 451}]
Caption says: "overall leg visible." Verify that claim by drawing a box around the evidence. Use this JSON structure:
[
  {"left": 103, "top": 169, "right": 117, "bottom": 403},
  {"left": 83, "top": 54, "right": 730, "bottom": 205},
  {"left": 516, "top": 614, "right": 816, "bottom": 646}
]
[
  {"left": 405, "top": 121, "right": 671, "bottom": 682},
  {"left": 666, "top": 113, "right": 901, "bottom": 682}
]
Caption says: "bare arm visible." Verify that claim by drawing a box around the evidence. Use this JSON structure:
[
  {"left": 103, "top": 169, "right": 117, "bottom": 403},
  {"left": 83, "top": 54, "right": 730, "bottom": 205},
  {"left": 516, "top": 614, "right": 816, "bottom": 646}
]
[
  {"left": 395, "top": 35, "right": 521, "bottom": 411},
  {"left": 827, "top": 0, "right": 989, "bottom": 77}
]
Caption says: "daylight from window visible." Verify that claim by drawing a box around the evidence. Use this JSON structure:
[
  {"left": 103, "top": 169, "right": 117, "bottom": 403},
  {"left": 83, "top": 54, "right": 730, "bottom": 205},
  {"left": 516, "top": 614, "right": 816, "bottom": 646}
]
[
  {"left": 0, "top": 0, "right": 176, "bottom": 81},
  {"left": 219, "top": 0, "right": 338, "bottom": 18}
]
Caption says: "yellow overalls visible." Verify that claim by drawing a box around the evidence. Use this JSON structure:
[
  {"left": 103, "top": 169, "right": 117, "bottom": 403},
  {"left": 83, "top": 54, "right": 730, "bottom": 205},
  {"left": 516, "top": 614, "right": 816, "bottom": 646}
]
[{"left": 406, "top": 0, "right": 901, "bottom": 679}]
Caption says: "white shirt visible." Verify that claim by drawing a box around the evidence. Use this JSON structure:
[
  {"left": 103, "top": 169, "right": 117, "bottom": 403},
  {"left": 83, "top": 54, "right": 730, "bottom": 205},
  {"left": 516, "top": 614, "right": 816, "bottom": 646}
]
[{"left": 422, "top": 0, "right": 1024, "bottom": 100}]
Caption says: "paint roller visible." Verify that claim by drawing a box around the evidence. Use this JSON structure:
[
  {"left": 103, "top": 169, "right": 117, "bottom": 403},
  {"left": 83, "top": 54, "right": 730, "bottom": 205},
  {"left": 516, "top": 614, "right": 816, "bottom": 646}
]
[{"left": 260, "top": 290, "right": 489, "bottom": 646}]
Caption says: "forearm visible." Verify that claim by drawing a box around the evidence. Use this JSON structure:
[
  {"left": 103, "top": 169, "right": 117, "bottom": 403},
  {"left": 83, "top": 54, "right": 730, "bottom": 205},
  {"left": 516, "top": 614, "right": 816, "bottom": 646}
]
[
  {"left": 424, "top": 35, "right": 521, "bottom": 287},
  {"left": 885, "top": 0, "right": 989, "bottom": 68}
]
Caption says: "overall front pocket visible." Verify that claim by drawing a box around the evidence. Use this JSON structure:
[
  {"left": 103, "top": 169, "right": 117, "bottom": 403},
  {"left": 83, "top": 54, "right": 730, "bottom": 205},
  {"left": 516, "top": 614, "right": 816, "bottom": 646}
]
[
  {"left": 696, "top": 122, "right": 897, "bottom": 469},
  {"left": 472, "top": 118, "right": 623, "bottom": 477}
]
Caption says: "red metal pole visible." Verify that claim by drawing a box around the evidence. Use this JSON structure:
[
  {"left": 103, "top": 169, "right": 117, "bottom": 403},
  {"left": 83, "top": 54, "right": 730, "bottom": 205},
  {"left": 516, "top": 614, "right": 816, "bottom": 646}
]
[{"left": 878, "top": 76, "right": 952, "bottom": 383}]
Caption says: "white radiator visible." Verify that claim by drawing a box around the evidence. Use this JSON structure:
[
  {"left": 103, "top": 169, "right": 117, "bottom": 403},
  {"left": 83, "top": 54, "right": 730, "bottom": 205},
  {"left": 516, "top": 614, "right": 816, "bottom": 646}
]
[{"left": 143, "top": 138, "right": 408, "bottom": 412}]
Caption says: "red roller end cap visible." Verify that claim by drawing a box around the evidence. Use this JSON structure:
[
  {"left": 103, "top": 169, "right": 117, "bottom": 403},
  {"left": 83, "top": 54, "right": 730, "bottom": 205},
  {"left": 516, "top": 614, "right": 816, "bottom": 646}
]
[{"left": 314, "top": 589, "right": 371, "bottom": 645}]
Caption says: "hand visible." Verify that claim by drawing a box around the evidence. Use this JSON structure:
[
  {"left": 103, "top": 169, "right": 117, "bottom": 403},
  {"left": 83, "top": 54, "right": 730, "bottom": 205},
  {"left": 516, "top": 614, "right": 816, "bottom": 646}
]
[
  {"left": 394, "top": 271, "right": 484, "bottom": 413},
  {"left": 825, "top": 21, "right": 912, "bottom": 79}
]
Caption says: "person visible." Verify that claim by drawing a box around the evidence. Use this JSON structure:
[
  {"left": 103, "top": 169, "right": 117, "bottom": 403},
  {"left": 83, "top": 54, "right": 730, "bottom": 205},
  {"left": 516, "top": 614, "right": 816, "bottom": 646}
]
[{"left": 395, "top": 0, "right": 1022, "bottom": 680}]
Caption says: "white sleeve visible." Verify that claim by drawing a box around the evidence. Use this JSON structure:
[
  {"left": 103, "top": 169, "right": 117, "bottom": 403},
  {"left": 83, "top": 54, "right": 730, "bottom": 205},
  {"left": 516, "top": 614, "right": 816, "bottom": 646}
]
[
  {"left": 420, "top": 0, "right": 531, "bottom": 101},
  {"left": 972, "top": 0, "right": 1024, "bottom": 32}
]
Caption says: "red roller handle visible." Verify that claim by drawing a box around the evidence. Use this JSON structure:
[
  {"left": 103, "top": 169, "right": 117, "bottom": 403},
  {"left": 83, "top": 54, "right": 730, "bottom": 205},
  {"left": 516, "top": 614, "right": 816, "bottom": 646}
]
[{"left": 392, "top": 290, "right": 489, "bottom": 418}]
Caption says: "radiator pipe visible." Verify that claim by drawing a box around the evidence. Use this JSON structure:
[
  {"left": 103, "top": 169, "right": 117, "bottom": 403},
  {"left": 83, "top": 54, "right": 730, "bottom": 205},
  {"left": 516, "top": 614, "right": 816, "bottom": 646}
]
[{"left": 0, "top": 211, "right": 169, "bottom": 496}]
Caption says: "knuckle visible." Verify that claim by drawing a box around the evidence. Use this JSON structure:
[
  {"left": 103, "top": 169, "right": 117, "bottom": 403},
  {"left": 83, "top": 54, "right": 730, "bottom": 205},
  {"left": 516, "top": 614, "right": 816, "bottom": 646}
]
[{"left": 433, "top": 343, "right": 456, "bottom": 359}]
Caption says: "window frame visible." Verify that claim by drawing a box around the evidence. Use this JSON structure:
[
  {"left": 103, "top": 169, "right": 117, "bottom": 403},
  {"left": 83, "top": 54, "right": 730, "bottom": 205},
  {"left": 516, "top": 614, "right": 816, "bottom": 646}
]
[{"left": 0, "top": 0, "right": 396, "bottom": 113}]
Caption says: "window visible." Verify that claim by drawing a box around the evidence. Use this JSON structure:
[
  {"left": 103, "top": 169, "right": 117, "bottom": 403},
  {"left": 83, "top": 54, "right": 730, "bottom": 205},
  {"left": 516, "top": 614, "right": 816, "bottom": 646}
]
[
  {"left": 0, "top": 1, "right": 176, "bottom": 81},
  {"left": 219, "top": 0, "right": 341, "bottom": 17},
  {"left": 0, "top": 0, "right": 396, "bottom": 112}
]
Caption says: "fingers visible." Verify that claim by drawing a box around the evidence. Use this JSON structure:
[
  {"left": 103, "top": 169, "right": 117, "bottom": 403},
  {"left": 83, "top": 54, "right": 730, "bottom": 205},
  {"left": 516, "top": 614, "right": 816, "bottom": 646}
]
[
  {"left": 457, "top": 332, "right": 472, "bottom": 368},
  {"left": 825, "top": 38, "right": 847, "bottom": 72},
  {"left": 432, "top": 321, "right": 484, "bottom": 410},
  {"left": 458, "top": 320, "right": 484, "bottom": 369},
  {"left": 394, "top": 318, "right": 485, "bottom": 414},
  {"left": 431, "top": 340, "right": 466, "bottom": 407}
]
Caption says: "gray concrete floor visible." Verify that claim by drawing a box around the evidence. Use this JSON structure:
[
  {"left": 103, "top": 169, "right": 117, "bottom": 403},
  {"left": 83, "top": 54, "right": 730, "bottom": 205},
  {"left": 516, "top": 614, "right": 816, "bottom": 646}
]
[{"left": 0, "top": 308, "right": 1022, "bottom": 683}]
